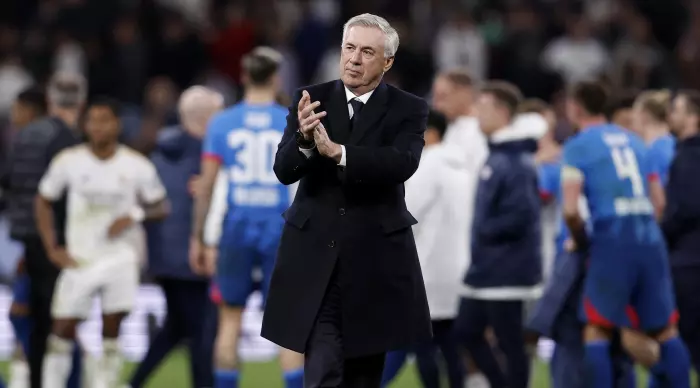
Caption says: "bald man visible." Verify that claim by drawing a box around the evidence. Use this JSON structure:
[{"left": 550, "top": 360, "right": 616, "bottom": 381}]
[{"left": 127, "top": 86, "right": 224, "bottom": 388}]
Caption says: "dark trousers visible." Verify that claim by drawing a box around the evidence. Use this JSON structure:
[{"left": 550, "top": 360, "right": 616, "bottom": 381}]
[
  {"left": 23, "top": 237, "right": 60, "bottom": 388},
  {"left": 673, "top": 266, "right": 700, "bottom": 374},
  {"left": 454, "top": 298, "right": 530, "bottom": 388},
  {"left": 130, "top": 278, "right": 217, "bottom": 388},
  {"left": 304, "top": 270, "right": 385, "bottom": 388},
  {"left": 414, "top": 319, "right": 464, "bottom": 388},
  {"left": 380, "top": 320, "right": 464, "bottom": 388}
]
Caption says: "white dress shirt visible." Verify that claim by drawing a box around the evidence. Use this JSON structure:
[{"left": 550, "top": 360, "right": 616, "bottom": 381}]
[{"left": 299, "top": 86, "right": 374, "bottom": 166}]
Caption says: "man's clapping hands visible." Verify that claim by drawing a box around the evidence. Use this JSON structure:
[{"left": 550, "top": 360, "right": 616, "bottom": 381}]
[
  {"left": 298, "top": 90, "right": 342, "bottom": 162},
  {"left": 298, "top": 90, "right": 325, "bottom": 142}
]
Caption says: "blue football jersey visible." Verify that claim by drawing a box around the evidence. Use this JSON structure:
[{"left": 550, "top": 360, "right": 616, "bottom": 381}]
[
  {"left": 647, "top": 134, "right": 675, "bottom": 186},
  {"left": 203, "top": 102, "right": 291, "bottom": 216},
  {"left": 562, "top": 124, "right": 659, "bottom": 241}
]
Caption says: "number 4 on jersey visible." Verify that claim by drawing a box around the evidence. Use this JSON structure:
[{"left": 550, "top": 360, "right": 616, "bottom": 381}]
[{"left": 610, "top": 146, "right": 645, "bottom": 197}]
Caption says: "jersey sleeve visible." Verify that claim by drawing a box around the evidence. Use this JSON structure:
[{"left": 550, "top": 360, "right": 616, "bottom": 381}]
[
  {"left": 202, "top": 115, "right": 226, "bottom": 163},
  {"left": 38, "top": 152, "right": 70, "bottom": 200},
  {"left": 137, "top": 161, "right": 167, "bottom": 204},
  {"left": 644, "top": 148, "right": 662, "bottom": 183},
  {"left": 561, "top": 138, "right": 586, "bottom": 183}
]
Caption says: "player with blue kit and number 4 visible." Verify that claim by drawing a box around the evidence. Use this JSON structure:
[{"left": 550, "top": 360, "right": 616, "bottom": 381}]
[
  {"left": 190, "top": 47, "right": 304, "bottom": 388},
  {"left": 562, "top": 81, "right": 691, "bottom": 388}
]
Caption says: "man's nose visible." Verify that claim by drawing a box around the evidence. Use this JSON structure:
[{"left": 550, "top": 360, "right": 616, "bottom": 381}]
[{"left": 350, "top": 49, "right": 362, "bottom": 64}]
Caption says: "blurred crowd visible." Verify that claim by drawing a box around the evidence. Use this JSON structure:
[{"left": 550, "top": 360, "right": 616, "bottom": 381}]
[{"left": 0, "top": 0, "right": 698, "bottom": 160}]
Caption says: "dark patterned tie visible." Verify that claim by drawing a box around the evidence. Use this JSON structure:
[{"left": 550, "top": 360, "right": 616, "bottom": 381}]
[{"left": 349, "top": 99, "right": 365, "bottom": 132}]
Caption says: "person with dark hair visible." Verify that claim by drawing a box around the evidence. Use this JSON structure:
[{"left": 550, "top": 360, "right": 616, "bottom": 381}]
[
  {"left": 380, "top": 109, "right": 470, "bottom": 388},
  {"left": 191, "top": 46, "right": 305, "bottom": 388},
  {"left": 562, "top": 80, "right": 690, "bottom": 387},
  {"left": 605, "top": 93, "right": 637, "bottom": 129},
  {"left": 664, "top": 89, "right": 700, "bottom": 378},
  {"left": 2, "top": 72, "right": 85, "bottom": 388},
  {"left": 454, "top": 81, "right": 543, "bottom": 388},
  {"left": 11, "top": 88, "right": 47, "bottom": 130},
  {"left": 36, "top": 97, "right": 170, "bottom": 388}
]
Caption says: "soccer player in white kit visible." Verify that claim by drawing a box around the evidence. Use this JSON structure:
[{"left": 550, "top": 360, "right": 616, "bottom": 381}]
[{"left": 35, "top": 98, "right": 169, "bottom": 388}]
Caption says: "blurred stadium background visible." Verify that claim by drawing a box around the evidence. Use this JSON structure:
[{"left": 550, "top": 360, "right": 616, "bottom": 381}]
[{"left": 0, "top": 0, "right": 697, "bottom": 386}]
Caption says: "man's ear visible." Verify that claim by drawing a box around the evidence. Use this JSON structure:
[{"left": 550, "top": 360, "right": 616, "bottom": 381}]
[{"left": 383, "top": 56, "right": 394, "bottom": 73}]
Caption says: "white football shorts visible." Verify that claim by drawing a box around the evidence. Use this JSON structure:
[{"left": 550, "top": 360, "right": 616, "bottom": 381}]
[{"left": 51, "top": 251, "right": 139, "bottom": 319}]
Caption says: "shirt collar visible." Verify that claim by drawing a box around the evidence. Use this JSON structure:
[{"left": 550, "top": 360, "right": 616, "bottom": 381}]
[{"left": 344, "top": 86, "right": 374, "bottom": 104}]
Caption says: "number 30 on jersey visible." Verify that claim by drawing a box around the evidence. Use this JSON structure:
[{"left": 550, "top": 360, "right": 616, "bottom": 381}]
[{"left": 227, "top": 129, "right": 282, "bottom": 185}]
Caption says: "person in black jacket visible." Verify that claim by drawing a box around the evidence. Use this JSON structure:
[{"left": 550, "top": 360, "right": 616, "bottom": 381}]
[
  {"left": 454, "top": 81, "right": 542, "bottom": 388},
  {"left": 3, "top": 72, "right": 84, "bottom": 388},
  {"left": 258, "top": 14, "right": 431, "bottom": 388},
  {"left": 665, "top": 89, "right": 700, "bottom": 374}
]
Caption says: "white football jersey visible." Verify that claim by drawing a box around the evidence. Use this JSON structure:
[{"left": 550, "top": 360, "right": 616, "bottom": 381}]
[{"left": 39, "top": 145, "right": 166, "bottom": 263}]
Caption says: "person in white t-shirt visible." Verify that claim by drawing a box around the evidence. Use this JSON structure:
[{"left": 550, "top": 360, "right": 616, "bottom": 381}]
[{"left": 35, "top": 98, "right": 169, "bottom": 388}]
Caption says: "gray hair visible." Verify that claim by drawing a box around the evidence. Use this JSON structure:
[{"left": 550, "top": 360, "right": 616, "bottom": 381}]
[
  {"left": 342, "top": 13, "right": 399, "bottom": 58},
  {"left": 178, "top": 86, "right": 224, "bottom": 122},
  {"left": 47, "top": 71, "right": 87, "bottom": 108}
]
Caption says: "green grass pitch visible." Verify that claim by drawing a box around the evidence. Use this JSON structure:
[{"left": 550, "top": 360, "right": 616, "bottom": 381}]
[{"left": 2, "top": 350, "right": 685, "bottom": 387}]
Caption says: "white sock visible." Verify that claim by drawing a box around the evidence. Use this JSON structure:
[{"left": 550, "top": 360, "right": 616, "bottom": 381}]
[
  {"left": 8, "top": 359, "right": 29, "bottom": 388},
  {"left": 42, "top": 335, "right": 74, "bottom": 388},
  {"left": 465, "top": 373, "right": 490, "bottom": 388},
  {"left": 100, "top": 338, "right": 123, "bottom": 388}
]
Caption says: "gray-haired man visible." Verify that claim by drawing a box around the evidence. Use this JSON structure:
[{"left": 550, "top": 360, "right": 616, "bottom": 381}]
[{"left": 261, "top": 14, "right": 431, "bottom": 388}]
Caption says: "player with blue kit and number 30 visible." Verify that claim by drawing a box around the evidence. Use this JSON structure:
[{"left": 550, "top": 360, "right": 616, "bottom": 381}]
[
  {"left": 561, "top": 81, "right": 691, "bottom": 388},
  {"left": 190, "top": 47, "right": 304, "bottom": 388}
]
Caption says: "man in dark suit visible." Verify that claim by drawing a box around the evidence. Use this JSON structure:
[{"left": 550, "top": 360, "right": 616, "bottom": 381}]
[{"left": 261, "top": 13, "right": 432, "bottom": 388}]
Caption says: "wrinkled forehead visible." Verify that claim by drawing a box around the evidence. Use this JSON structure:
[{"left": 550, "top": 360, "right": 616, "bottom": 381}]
[{"left": 343, "top": 25, "right": 385, "bottom": 52}]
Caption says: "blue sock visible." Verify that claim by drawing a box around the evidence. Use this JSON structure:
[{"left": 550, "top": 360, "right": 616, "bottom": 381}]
[
  {"left": 585, "top": 340, "right": 613, "bottom": 388},
  {"left": 215, "top": 369, "right": 239, "bottom": 388},
  {"left": 9, "top": 314, "right": 30, "bottom": 357},
  {"left": 648, "top": 337, "right": 690, "bottom": 388},
  {"left": 283, "top": 368, "right": 303, "bottom": 388},
  {"left": 381, "top": 350, "right": 408, "bottom": 386}
]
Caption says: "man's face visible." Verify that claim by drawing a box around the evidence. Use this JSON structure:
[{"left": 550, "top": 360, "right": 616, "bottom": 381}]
[
  {"left": 10, "top": 102, "right": 36, "bottom": 129},
  {"left": 339, "top": 26, "right": 392, "bottom": 91},
  {"left": 85, "top": 106, "right": 120, "bottom": 145},
  {"left": 669, "top": 95, "right": 690, "bottom": 135},
  {"left": 476, "top": 93, "right": 505, "bottom": 135},
  {"left": 631, "top": 102, "right": 648, "bottom": 135},
  {"left": 431, "top": 76, "right": 471, "bottom": 122},
  {"left": 612, "top": 108, "right": 633, "bottom": 130}
]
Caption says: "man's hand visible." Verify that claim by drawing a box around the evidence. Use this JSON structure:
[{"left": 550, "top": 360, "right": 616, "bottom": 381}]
[
  {"left": 203, "top": 246, "right": 217, "bottom": 276},
  {"left": 48, "top": 247, "right": 78, "bottom": 269},
  {"left": 107, "top": 216, "right": 135, "bottom": 239},
  {"left": 298, "top": 90, "right": 326, "bottom": 141},
  {"left": 189, "top": 237, "right": 216, "bottom": 276},
  {"left": 314, "top": 124, "right": 342, "bottom": 163},
  {"left": 564, "top": 238, "right": 576, "bottom": 252},
  {"left": 188, "top": 175, "right": 202, "bottom": 198}
]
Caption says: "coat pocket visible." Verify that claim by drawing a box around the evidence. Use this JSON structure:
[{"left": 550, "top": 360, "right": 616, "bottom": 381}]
[
  {"left": 380, "top": 209, "right": 418, "bottom": 234},
  {"left": 282, "top": 204, "right": 310, "bottom": 230}
]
